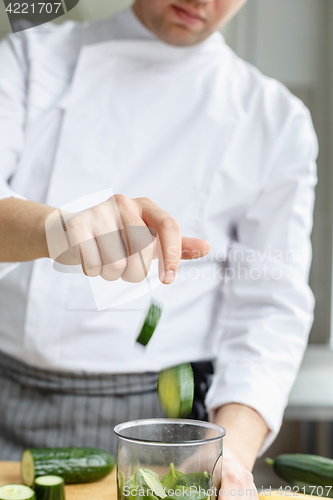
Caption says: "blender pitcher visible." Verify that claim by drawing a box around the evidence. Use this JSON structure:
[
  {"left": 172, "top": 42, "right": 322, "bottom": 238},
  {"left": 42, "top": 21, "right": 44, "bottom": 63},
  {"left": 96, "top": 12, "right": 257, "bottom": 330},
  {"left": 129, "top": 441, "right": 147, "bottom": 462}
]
[{"left": 114, "top": 418, "right": 226, "bottom": 500}]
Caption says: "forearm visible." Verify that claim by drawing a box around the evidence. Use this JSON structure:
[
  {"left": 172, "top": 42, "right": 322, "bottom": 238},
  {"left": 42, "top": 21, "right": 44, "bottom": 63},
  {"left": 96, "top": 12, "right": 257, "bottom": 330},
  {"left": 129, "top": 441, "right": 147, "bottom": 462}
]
[
  {"left": 212, "top": 403, "right": 269, "bottom": 471},
  {"left": 0, "top": 198, "right": 53, "bottom": 262}
]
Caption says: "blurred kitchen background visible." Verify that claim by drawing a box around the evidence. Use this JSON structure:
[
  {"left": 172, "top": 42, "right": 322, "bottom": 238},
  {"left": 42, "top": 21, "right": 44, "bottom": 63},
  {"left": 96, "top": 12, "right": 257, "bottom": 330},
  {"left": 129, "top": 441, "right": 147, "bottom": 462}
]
[{"left": 1, "top": 0, "right": 333, "bottom": 487}]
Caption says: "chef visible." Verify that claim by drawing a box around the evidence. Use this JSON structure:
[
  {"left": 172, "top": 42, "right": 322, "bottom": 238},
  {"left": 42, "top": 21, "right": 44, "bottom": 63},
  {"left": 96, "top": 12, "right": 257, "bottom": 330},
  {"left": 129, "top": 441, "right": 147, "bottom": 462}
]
[{"left": 0, "top": 0, "right": 317, "bottom": 497}]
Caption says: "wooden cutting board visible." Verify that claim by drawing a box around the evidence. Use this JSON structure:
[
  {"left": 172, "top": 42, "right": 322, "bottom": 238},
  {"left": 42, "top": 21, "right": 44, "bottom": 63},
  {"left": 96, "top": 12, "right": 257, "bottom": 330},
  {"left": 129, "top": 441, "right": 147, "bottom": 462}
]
[{"left": 0, "top": 462, "right": 117, "bottom": 500}]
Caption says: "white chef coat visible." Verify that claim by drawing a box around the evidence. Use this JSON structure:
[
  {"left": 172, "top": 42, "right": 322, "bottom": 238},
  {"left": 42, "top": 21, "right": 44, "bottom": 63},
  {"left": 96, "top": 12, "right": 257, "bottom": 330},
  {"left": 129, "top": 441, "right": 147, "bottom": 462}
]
[{"left": 0, "top": 7, "right": 317, "bottom": 452}]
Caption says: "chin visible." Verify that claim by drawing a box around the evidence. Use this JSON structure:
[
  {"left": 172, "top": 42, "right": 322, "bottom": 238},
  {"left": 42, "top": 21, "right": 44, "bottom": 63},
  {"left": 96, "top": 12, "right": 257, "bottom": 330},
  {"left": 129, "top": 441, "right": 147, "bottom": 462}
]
[{"left": 157, "top": 24, "right": 210, "bottom": 46}]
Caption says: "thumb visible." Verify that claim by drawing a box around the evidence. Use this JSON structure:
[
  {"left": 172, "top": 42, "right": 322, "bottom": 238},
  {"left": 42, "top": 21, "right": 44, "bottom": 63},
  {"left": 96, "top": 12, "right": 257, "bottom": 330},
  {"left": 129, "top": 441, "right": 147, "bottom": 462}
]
[{"left": 181, "top": 237, "right": 210, "bottom": 260}]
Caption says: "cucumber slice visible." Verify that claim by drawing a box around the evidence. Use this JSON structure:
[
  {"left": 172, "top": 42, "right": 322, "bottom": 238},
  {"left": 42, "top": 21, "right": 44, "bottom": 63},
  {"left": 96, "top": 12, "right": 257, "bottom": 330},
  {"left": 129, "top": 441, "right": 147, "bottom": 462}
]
[
  {"left": 35, "top": 477, "right": 63, "bottom": 486},
  {"left": 21, "top": 451, "right": 35, "bottom": 489},
  {"left": 34, "top": 476, "right": 65, "bottom": 500},
  {"left": 136, "top": 303, "right": 162, "bottom": 347},
  {"left": 157, "top": 363, "right": 194, "bottom": 418},
  {"left": 0, "top": 485, "right": 36, "bottom": 500},
  {"left": 21, "top": 447, "right": 115, "bottom": 486}
]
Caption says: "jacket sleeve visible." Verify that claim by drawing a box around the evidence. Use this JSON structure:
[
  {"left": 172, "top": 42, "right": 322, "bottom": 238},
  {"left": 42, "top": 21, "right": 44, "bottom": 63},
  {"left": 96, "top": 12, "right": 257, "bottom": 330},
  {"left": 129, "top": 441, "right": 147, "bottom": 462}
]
[
  {"left": 205, "top": 102, "right": 318, "bottom": 454},
  {"left": 0, "top": 33, "right": 28, "bottom": 279}
]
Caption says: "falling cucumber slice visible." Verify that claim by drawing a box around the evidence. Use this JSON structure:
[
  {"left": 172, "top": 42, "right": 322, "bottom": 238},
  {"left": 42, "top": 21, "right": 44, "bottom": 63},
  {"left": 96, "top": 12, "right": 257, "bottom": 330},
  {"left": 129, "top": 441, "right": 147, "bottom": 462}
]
[
  {"left": 157, "top": 363, "right": 194, "bottom": 418},
  {"left": 34, "top": 476, "right": 65, "bottom": 500},
  {"left": 136, "top": 303, "right": 163, "bottom": 347},
  {"left": 0, "top": 485, "right": 36, "bottom": 500}
]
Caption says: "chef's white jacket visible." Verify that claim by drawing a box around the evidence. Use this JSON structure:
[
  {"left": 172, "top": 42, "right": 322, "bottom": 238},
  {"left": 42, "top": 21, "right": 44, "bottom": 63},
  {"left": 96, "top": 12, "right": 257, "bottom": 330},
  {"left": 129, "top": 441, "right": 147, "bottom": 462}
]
[{"left": 0, "top": 8, "right": 318, "bottom": 452}]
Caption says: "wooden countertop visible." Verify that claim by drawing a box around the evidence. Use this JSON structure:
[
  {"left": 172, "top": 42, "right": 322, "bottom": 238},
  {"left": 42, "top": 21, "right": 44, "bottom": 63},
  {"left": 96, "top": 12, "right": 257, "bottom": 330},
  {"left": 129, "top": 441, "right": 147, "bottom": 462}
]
[
  {"left": 0, "top": 463, "right": 321, "bottom": 500},
  {"left": 0, "top": 462, "right": 117, "bottom": 500}
]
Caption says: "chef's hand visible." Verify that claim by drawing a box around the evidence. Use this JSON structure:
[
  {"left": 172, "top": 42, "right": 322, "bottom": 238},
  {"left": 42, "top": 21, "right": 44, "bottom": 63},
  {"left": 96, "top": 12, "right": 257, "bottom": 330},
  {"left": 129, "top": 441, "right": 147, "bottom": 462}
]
[
  {"left": 211, "top": 404, "right": 268, "bottom": 500},
  {"left": 45, "top": 194, "right": 210, "bottom": 284},
  {"left": 220, "top": 455, "right": 258, "bottom": 500},
  {"left": 179, "top": 443, "right": 257, "bottom": 500}
]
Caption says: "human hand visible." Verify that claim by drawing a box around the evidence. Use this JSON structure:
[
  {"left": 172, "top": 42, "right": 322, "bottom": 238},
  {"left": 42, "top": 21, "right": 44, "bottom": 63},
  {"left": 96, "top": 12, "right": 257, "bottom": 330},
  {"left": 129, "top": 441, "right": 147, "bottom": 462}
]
[
  {"left": 220, "top": 455, "right": 258, "bottom": 500},
  {"left": 45, "top": 194, "right": 210, "bottom": 284}
]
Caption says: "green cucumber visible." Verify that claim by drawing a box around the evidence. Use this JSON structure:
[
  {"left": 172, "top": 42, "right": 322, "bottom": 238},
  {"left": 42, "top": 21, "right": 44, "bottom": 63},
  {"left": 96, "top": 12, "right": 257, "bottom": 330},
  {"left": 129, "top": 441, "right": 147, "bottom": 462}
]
[
  {"left": 157, "top": 363, "right": 194, "bottom": 418},
  {"left": 21, "top": 447, "right": 115, "bottom": 487},
  {"left": 136, "top": 303, "right": 162, "bottom": 347},
  {"left": 34, "top": 476, "right": 65, "bottom": 500},
  {"left": 266, "top": 454, "right": 333, "bottom": 495},
  {"left": 0, "top": 485, "right": 36, "bottom": 500}
]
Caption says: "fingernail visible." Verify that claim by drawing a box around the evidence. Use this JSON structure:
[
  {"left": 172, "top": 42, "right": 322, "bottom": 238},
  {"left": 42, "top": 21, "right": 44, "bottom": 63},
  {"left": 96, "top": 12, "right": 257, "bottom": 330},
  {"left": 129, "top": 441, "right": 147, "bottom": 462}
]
[{"left": 163, "top": 270, "right": 176, "bottom": 284}]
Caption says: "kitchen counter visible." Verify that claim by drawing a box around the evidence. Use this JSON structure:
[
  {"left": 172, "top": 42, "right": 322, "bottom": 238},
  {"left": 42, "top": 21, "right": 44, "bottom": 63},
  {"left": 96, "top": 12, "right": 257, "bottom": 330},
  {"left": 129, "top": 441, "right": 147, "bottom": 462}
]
[{"left": 0, "top": 462, "right": 117, "bottom": 500}]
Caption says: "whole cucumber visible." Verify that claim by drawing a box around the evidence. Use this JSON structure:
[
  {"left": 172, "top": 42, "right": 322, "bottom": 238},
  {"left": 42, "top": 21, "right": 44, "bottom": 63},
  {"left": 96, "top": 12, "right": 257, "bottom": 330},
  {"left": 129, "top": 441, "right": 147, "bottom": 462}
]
[
  {"left": 21, "top": 447, "right": 115, "bottom": 487},
  {"left": 266, "top": 454, "right": 333, "bottom": 496}
]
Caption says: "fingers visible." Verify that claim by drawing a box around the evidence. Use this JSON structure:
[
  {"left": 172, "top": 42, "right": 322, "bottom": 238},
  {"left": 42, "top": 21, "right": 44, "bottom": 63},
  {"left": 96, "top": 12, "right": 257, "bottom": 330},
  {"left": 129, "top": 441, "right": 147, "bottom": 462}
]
[
  {"left": 181, "top": 237, "right": 210, "bottom": 260},
  {"left": 89, "top": 195, "right": 154, "bottom": 283},
  {"left": 220, "top": 457, "right": 258, "bottom": 500},
  {"left": 96, "top": 229, "right": 128, "bottom": 281},
  {"left": 60, "top": 212, "right": 103, "bottom": 277},
  {"left": 49, "top": 196, "right": 211, "bottom": 284},
  {"left": 87, "top": 197, "right": 128, "bottom": 281},
  {"left": 138, "top": 198, "right": 182, "bottom": 284},
  {"left": 120, "top": 225, "right": 154, "bottom": 283},
  {"left": 78, "top": 239, "right": 102, "bottom": 277},
  {"left": 114, "top": 195, "right": 155, "bottom": 283}
]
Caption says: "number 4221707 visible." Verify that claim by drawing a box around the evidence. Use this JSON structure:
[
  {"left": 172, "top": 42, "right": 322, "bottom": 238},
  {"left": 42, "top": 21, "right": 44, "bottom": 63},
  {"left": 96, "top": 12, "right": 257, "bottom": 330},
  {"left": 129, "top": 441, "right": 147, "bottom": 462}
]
[{"left": 6, "top": 3, "right": 63, "bottom": 14}]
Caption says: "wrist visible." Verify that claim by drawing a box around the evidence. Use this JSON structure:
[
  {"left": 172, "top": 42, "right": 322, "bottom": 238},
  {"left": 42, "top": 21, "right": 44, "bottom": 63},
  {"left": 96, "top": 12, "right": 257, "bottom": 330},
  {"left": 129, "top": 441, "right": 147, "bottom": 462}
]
[
  {"left": 222, "top": 447, "right": 254, "bottom": 472},
  {"left": 34, "top": 204, "right": 55, "bottom": 259},
  {"left": 212, "top": 403, "right": 268, "bottom": 472}
]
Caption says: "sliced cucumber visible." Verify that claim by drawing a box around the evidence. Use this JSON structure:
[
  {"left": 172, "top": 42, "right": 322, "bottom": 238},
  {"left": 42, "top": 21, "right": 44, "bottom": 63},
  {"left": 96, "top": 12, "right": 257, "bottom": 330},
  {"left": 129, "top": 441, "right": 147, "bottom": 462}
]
[
  {"left": 21, "top": 450, "right": 35, "bottom": 489},
  {"left": 157, "top": 363, "right": 194, "bottom": 418},
  {"left": 35, "top": 477, "right": 63, "bottom": 486},
  {"left": 34, "top": 476, "right": 65, "bottom": 500},
  {"left": 136, "top": 303, "right": 162, "bottom": 347},
  {"left": 21, "top": 447, "right": 115, "bottom": 486},
  {"left": 0, "top": 485, "right": 36, "bottom": 500}
]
